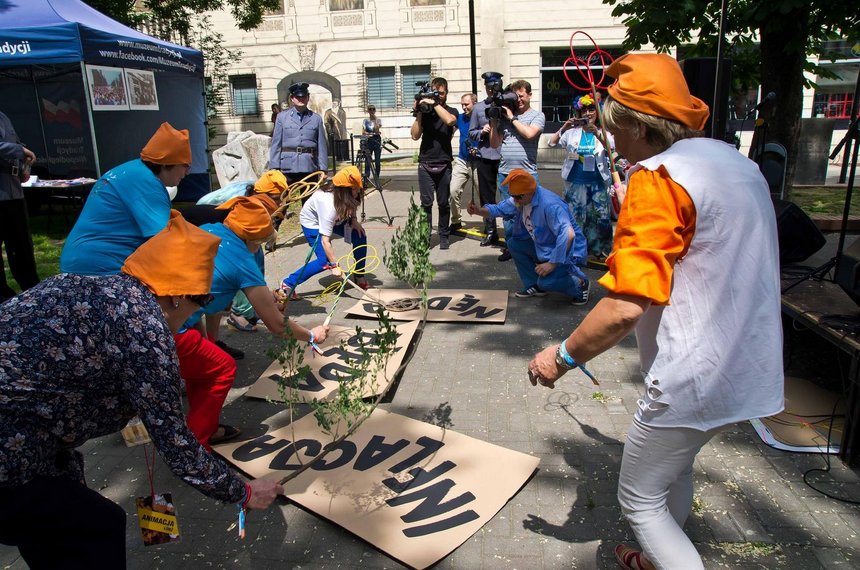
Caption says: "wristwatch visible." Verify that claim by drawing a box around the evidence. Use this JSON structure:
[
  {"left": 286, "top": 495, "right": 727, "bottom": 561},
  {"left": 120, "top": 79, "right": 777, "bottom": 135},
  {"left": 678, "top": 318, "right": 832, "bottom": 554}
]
[{"left": 555, "top": 344, "right": 575, "bottom": 371}]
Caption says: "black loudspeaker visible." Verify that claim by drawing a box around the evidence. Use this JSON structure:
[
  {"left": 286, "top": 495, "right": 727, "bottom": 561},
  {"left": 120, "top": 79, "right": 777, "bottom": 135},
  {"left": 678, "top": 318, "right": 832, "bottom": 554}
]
[
  {"left": 772, "top": 198, "right": 827, "bottom": 264},
  {"left": 679, "top": 57, "right": 731, "bottom": 140},
  {"left": 835, "top": 238, "right": 860, "bottom": 306}
]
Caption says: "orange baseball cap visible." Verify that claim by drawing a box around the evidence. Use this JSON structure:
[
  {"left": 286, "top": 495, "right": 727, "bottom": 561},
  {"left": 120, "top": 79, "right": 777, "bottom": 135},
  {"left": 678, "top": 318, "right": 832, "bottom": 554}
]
[
  {"left": 140, "top": 122, "right": 192, "bottom": 165},
  {"left": 503, "top": 169, "right": 537, "bottom": 196},
  {"left": 332, "top": 165, "right": 363, "bottom": 190},
  {"left": 605, "top": 53, "right": 710, "bottom": 131},
  {"left": 221, "top": 196, "right": 275, "bottom": 241},
  {"left": 254, "top": 170, "right": 288, "bottom": 197},
  {"left": 121, "top": 210, "right": 219, "bottom": 296}
]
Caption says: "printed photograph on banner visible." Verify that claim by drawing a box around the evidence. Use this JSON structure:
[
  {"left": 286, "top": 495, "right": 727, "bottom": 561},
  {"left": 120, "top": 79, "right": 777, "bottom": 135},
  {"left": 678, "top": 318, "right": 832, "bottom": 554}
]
[
  {"left": 125, "top": 68, "right": 159, "bottom": 111},
  {"left": 245, "top": 320, "right": 419, "bottom": 402},
  {"left": 135, "top": 493, "right": 180, "bottom": 546},
  {"left": 345, "top": 289, "right": 508, "bottom": 323},
  {"left": 85, "top": 65, "right": 129, "bottom": 111},
  {"left": 214, "top": 409, "right": 539, "bottom": 569}
]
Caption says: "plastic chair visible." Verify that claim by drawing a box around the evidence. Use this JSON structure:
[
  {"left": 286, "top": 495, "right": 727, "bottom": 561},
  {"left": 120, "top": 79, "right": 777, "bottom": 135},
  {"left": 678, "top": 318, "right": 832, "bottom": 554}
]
[{"left": 754, "top": 142, "right": 787, "bottom": 200}]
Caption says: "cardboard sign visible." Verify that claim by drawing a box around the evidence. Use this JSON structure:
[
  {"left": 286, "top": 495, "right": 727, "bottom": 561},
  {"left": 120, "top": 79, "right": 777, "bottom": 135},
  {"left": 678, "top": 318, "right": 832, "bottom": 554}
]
[
  {"left": 345, "top": 289, "right": 508, "bottom": 323},
  {"left": 245, "top": 321, "right": 419, "bottom": 402},
  {"left": 215, "top": 409, "right": 539, "bottom": 569}
]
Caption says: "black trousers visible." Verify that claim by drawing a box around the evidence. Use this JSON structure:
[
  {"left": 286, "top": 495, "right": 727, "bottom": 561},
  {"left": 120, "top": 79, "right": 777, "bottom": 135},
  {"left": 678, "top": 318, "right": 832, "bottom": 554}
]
[
  {"left": 417, "top": 163, "right": 452, "bottom": 236},
  {"left": 0, "top": 198, "right": 39, "bottom": 302},
  {"left": 475, "top": 158, "right": 500, "bottom": 206},
  {"left": 0, "top": 476, "right": 127, "bottom": 569}
]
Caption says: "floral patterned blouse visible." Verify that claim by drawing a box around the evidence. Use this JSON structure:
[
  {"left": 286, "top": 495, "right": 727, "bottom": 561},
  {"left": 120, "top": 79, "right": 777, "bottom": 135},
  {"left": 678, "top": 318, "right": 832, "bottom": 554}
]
[{"left": 0, "top": 273, "right": 245, "bottom": 503}]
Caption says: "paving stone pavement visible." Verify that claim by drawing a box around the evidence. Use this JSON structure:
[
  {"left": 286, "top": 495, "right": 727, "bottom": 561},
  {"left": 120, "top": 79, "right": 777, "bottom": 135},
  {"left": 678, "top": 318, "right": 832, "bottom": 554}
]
[{"left": 3, "top": 168, "right": 859, "bottom": 569}]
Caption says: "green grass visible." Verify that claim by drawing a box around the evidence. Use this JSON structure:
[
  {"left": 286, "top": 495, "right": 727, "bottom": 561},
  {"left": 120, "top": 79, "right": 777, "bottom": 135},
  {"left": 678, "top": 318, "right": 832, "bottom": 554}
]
[
  {"left": 790, "top": 186, "right": 860, "bottom": 216},
  {"left": 3, "top": 212, "right": 68, "bottom": 293}
]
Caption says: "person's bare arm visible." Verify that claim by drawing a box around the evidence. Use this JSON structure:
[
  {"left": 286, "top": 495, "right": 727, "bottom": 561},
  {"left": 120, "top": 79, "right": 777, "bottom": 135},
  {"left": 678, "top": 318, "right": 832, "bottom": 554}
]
[{"left": 245, "top": 285, "right": 328, "bottom": 343}]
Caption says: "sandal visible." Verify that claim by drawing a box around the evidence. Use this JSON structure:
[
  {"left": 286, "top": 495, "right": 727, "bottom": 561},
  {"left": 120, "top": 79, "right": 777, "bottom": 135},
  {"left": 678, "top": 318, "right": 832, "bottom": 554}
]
[
  {"left": 226, "top": 314, "right": 257, "bottom": 333},
  {"left": 209, "top": 424, "right": 242, "bottom": 445},
  {"left": 614, "top": 544, "right": 655, "bottom": 570}
]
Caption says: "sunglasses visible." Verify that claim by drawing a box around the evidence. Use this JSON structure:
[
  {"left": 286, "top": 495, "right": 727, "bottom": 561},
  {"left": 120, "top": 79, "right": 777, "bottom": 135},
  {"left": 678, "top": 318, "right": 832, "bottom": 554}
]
[{"left": 185, "top": 293, "right": 215, "bottom": 308}]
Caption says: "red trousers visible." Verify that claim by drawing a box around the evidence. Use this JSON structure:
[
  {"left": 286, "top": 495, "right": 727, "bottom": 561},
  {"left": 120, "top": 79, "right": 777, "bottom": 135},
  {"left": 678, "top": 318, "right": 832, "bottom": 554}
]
[{"left": 174, "top": 329, "right": 236, "bottom": 450}]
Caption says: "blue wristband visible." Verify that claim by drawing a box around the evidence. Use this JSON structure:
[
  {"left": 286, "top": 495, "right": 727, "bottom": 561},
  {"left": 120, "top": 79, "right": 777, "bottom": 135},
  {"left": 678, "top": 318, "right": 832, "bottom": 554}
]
[{"left": 558, "top": 341, "right": 576, "bottom": 367}]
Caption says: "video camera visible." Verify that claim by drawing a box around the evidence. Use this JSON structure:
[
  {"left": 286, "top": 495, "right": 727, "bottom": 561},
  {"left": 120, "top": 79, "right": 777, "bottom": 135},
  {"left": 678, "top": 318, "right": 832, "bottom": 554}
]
[
  {"left": 484, "top": 74, "right": 518, "bottom": 120},
  {"left": 414, "top": 81, "right": 440, "bottom": 114}
]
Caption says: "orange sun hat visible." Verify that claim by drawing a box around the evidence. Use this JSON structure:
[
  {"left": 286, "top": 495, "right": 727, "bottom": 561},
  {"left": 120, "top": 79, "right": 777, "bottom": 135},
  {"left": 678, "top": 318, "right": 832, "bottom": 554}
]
[
  {"left": 121, "top": 210, "right": 220, "bottom": 296},
  {"left": 605, "top": 53, "right": 710, "bottom": 131},
  {"left": 254, "top": 170, "right": 288, "bottom": 197},
  {"left": 217, "top": 193, "right": 279, "bottom": 216},
  {"left": 332, "top": 165, "right": 363, "bottom": 190},
  {"left": 220, "top": 196, "right": 275, "bottom": 241},
  {"left": 503, "top": 169, "right": 537, "bottom": 196},
  {"left": 139, "top": 122, "right": 192, "bottom": 165}
]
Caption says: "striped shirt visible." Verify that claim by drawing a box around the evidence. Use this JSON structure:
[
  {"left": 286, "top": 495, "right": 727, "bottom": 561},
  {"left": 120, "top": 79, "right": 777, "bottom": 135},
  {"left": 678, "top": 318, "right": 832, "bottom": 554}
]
[{"left": 498, "top": 108, "right": 545, "bottom": 175}]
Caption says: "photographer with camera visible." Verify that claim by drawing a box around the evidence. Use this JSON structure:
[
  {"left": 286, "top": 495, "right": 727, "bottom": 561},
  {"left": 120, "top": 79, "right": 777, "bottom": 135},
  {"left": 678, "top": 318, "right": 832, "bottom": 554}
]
[
  {"left": 548, "top": 94, "right": 615, "bottom": 259},
  {"left": 448, "top": 92, "right": 478, "bottom": 234},
  {"left": 361, "top": 105, "right": 383, "bottom": 183},
  {"left": 410, "top": 77, "right": 458, "bottom": 250},
  {"left": 469, "top": 72, "right": 506, "bottom": 246},
  {"left": 0, "top": 111, "right": 39, "bottom": 302},
  {"left": 489, "top": 79, "right": 546, "bottom": 261}
]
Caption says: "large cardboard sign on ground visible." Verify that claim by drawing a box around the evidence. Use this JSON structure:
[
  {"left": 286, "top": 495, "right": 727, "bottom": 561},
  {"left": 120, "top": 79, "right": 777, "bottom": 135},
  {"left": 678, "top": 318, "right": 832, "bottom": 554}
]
[
  {"left": 345, "top": 289, "right": 508, "bottom": 323},
  {"left": 215, "top": 409, "right": 539, "bottom": 569},
  {"left": 245, "top": 321, "right": 419, "bottom": 402}
]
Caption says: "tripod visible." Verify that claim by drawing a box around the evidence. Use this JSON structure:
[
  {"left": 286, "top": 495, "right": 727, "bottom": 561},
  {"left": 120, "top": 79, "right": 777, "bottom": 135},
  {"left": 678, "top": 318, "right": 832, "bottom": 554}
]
[
  {"left": 782, "top": 114, "right": 860, "bottom": 293},
  {"left": 353, "top": 135, "right": 393, "bottom": 225}
]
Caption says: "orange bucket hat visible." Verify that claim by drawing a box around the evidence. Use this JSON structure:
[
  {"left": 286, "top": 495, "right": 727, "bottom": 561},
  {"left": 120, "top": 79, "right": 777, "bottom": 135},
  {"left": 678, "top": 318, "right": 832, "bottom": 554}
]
[
  {"left": 332, "top": 165, "right": 363, "bottom": 190},
  {"left": 140, "top": 122, "right": 192, "bottom": 165},
  {"left": 254, "top": 170, "right": 288, "bottom": 197},
  {"left": 121, "top": 210, "right": 220, "bottom": 296},
  {"left": 605, "top": 53, "right": 710, "bottom": 131},
  {"left": 503, "top": 169, "right": 537, "bottom": 196},
  {"left": 220, "top": 196, "right": 275, "bottom": 241},
  {"left": 217, "top": 193, "right": 279, "bottom": 215}
]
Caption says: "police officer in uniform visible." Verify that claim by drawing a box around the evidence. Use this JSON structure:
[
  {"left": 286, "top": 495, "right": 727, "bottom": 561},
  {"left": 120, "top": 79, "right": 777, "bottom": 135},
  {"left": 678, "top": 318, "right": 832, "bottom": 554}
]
[{"left": 269, "top": 83, "right": 329, "bottom": 185}]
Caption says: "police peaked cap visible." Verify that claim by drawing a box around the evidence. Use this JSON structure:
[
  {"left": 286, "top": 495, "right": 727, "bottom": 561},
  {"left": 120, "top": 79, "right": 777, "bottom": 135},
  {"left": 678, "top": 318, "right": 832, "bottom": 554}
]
[
  {"left": 289, "top": 82, "right": 310, "bottom": 96},
  {"left": 481, "top": 71, "right": 503, "bottom": 83}
]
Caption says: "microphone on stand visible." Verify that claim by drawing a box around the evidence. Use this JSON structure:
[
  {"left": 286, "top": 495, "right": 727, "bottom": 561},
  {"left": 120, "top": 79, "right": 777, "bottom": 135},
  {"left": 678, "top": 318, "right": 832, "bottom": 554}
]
[{"left": 744, "top": 92, "right": 776, "bottom": 120}]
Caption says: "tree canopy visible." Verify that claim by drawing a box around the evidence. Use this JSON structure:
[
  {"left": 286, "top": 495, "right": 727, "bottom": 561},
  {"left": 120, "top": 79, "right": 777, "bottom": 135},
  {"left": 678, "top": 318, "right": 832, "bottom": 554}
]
[
  {"left": 84, "top": 0, "right": 281, "bottom": 42},
  {"left": 602, "top": 0, "right": 859, "bottom": 191}
]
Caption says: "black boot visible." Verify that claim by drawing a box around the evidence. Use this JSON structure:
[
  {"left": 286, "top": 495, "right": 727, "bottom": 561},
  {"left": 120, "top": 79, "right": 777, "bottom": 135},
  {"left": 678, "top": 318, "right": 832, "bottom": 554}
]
[{"left": 480, "top": 221, "right": 498, "bottom": 247}]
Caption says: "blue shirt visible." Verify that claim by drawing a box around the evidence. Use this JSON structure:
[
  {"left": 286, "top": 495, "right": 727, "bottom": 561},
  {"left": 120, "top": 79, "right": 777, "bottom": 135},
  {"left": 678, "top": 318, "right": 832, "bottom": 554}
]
[
  {"left": 456, "top": 112, "right": 473, "bottom": 161},
  {"left": 60, "top": 159, "right": 171, "bottom": 275},
  {"left": 183, "top": 223, "right": 266, "bottom": 328},
  {"left": 485, "top": 186, "right": 586, "bottom": 265}
]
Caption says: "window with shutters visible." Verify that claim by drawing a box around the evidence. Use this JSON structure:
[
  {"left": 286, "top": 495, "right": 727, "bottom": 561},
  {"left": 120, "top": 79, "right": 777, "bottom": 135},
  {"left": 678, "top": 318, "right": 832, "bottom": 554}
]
[
  {"left": 230, "top": 74, "right": 258, "bottom": 116},
  {"left": 365, "top": 67, "right": 396, "bottom": 109},
  {"left": 401, "top": 64, "right": 432, "bottom": 102}
]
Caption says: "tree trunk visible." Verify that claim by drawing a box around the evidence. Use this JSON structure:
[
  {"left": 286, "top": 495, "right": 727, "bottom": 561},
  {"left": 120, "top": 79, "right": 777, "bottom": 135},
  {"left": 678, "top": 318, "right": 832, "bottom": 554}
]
[{"left": 756, "top": 14, "right": 809, "bottom": 198}]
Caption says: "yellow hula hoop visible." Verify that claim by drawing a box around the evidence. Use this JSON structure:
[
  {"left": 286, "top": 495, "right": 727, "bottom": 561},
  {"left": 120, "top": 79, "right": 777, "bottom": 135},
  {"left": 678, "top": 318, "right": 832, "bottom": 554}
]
[{"left": 311, "top": 281, "right": 343, "bottom": 307}]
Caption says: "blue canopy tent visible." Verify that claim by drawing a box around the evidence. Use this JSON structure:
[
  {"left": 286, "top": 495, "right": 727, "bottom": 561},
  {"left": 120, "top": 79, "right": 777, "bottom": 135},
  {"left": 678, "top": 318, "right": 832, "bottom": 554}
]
[{"left": 0, "top": 0, "right": 210, "bottom": 199}]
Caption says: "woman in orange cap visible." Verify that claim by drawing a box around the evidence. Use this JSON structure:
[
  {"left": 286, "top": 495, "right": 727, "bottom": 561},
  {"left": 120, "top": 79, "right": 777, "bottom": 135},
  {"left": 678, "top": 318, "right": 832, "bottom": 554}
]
[
  {"left": 0, "top": 212, "right": 284, "bottom": 567},
  {"left": 527, "top": 54, "right": 783, "bottom": 570},
  {"left": 281, "top": 165, "right": 369, "bottom": 295},
  {"left": 60, "top": 121, "right": 193, "bottom": 275},
  {"left": 175, "top": 197, "right": 329, "bottom": 448}
]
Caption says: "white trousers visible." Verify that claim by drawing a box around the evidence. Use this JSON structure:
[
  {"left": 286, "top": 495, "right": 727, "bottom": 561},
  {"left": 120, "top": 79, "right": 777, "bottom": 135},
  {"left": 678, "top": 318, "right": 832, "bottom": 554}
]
[
  {"left": 449, "top": 157, "right": 477, "bottom": 224},
  {"left": 617, "top": 418, "right": 724, "bottom": 570}
]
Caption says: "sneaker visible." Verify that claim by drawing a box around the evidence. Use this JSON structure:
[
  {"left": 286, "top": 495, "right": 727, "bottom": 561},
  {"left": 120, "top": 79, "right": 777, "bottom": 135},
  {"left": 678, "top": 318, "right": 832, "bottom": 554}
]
[
  {"left": 215, "top": 339, "right": 245, "bottom": 360},
  {"left": 515, "top": 286, "right": 547, "bottom": 298},
  {"left": 497, "top": 249, "right": 512, "bottom": 262},
  {"left": 571, "top": 280, "right": 590, "bottom": 306},
  {"left": 440, "top": 236, "right": 450, "bottom": 250}
]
